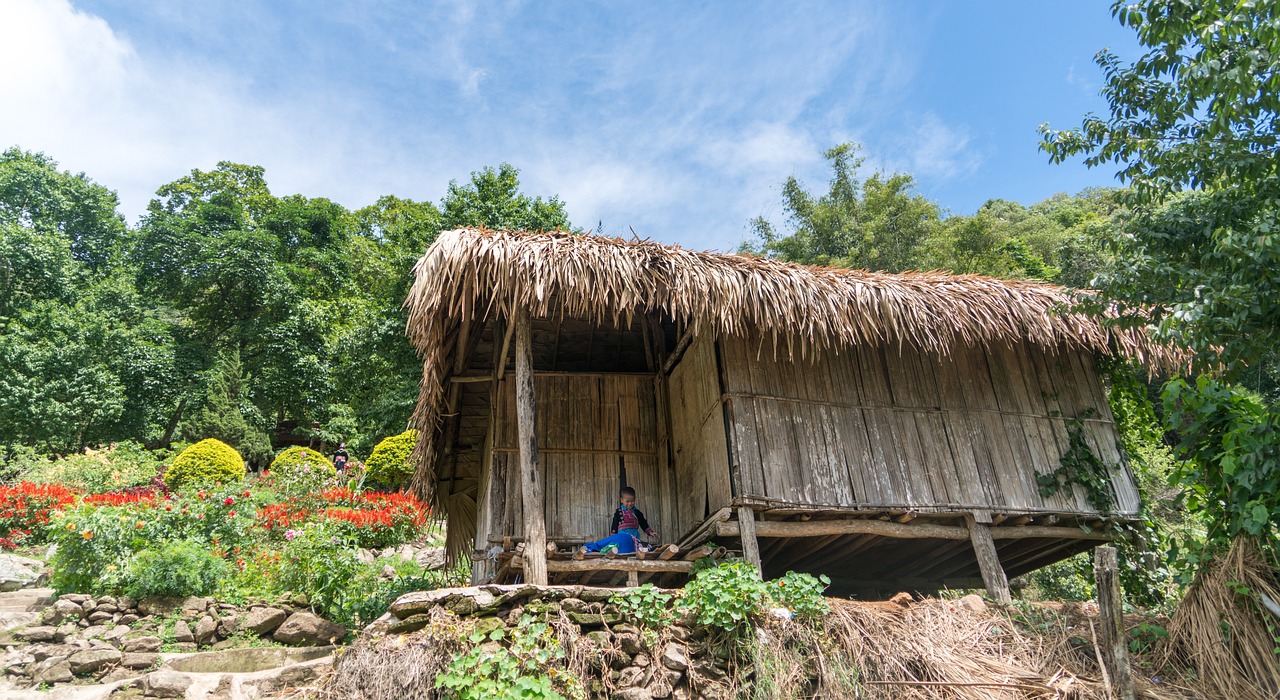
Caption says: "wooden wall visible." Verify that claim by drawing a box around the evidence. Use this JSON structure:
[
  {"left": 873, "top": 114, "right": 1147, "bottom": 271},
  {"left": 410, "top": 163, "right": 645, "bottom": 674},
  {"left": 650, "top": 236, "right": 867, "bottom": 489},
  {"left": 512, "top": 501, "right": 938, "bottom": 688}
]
[
  {"left": 667, "top": 335, "right": 734, "bottom": 536},
  {"left": 717, "top": 335, "right": 1140, "bottom": 517},
  {"left": 483, "top": 373, "right": 673, "bottom": 543}
]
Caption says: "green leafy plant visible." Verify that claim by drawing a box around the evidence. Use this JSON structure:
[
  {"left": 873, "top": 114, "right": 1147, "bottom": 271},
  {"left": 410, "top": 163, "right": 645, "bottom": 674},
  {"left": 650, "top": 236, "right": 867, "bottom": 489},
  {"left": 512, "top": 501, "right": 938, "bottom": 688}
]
[
  {"left": 47, "top": 505, "right": 145, "bottom": 593},
  {"left": 681, "top": 560, "right": 770, "bottom": 632},
  {"left": 1036, "top": 411, "right": 1115, "bottom": 513},
  {"left": 122, "top": 540, "right": 227, "bottom": 598},
  {"left": 163, "top": 438, "right": 245, "bottom": 492},
  {"left": 612, "top": 583, "right": 676, "bottom": 629},
  {"left": 265, "top": 446, "right": 337, "bottom": 499},
  {"left": 276, "top": 522, "right": 361, "bottom": 624},
  {"left": 19, "top": 442, "right": 162, "bottom": 494},
  {"left": 767, "top": 571, "right": 830, "bottom": 618},
  {"left": 364, "top": 429, "right": 419, "bottom": 489},
  {"left": 436, "top": 615, "right": 582, "bottom": 700}
]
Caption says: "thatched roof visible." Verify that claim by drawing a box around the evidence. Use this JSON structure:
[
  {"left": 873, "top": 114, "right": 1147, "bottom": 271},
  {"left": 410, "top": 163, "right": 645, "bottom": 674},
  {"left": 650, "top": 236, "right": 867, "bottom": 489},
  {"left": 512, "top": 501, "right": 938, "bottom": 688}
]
[{"left": 405, "top": 228, "right": 1177, "bottom": 501}]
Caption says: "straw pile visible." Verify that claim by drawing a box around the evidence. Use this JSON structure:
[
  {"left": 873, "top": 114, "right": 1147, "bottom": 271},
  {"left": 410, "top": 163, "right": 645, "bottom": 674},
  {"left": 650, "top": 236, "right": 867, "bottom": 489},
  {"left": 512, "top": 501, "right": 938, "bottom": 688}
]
[
  {"left": 404, "top": 228, "right": 1182, "bottom": 507},
  {"left": 1160, "top": 535, "right": 1280, "bottom": 700}
]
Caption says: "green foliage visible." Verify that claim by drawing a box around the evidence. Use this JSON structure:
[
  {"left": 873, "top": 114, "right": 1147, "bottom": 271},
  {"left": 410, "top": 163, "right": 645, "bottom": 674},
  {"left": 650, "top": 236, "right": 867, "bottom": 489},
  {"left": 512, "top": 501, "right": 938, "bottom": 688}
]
[
  {"left": 47, "top": 505, "right": 142, "bottom": 593},
  {"left": 1024, "top": 553, "right": 1095, "bottom": 602},
  {"left": 1163, "top": 377, "right": 1280, "bottom": 553},
  {"left": 612, "top": 583, "right": 676, "bottom": 629},
  {"left": 122, "top": 540, "right": 227, "bottom": 599},
  {"left": 364, "top": 429, "right": 419, "bottom": 488},
  {"left": 436, "top": 615, "right": 581, "bottom": 700},
  {"left": 441, "top": 163, "right": 573, "bottom": 233},
  {"left": 276, "top": 522, "right": 361, "bottom": 624},
  {"left": 681, "top": 560, "right": 771, "bottom": 631},
  {"left": 163, "top": 438, "right": 245, "bottom": 492},
  {"left": 18, "top": 442, "right": 162, "bottom": 494},
  {"left": 267, "top": 446, "right": 337, "bottom": 498},
  {"left": 1036, "top": 413, "right": 1115, "bottom": 513},
  {"left": 767, "top": 571, "right": 830, "bottom": 619}
]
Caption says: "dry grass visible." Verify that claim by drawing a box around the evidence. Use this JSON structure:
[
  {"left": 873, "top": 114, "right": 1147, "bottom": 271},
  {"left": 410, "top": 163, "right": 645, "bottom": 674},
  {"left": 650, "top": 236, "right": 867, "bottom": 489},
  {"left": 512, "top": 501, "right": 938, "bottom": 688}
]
[
  {"left": 404, "top": 228, "right": 1182, "bottom": 541},
  {"left": 1160, "top": 535, "right": 1280, "bottom": 700}
]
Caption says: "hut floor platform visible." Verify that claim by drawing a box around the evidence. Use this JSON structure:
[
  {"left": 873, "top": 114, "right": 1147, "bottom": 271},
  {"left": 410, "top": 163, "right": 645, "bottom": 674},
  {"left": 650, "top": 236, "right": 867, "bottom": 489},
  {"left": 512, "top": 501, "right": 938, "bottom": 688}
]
[{"left": 492, "top": 542, "right": 736, "bottom": 587}]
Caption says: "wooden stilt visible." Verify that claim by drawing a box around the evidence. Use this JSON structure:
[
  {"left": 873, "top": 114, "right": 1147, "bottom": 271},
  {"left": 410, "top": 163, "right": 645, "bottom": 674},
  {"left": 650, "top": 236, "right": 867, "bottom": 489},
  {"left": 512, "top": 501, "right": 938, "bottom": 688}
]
[
  {"left": 966, "top": 515, "right": 1010, "bottom": 603},
  {"left": 1094, "top": 546, "right": 1135, "bottom": 700},
  {"left": 627, "top": 570, "right": 639, "bottom": 587},
  {"left": 738, "top": 506, "right": 762, "bottom": 573},
  {"left": 514, "top": 312, "right": 548, "bottom": 586}
]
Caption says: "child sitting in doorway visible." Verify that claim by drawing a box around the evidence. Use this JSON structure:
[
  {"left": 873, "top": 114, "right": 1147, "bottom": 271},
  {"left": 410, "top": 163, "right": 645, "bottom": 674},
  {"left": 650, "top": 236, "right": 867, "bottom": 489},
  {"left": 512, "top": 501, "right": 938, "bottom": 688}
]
[{"left": 580, "top": 486, "right": 659, "bottom": 555}]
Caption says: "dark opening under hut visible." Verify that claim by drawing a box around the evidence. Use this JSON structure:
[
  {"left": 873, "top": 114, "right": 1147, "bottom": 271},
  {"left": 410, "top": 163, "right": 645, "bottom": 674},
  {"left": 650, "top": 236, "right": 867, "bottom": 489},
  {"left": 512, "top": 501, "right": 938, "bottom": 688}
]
[{"left": 405, "top": 228, "right": 1177, "bottom": 598}]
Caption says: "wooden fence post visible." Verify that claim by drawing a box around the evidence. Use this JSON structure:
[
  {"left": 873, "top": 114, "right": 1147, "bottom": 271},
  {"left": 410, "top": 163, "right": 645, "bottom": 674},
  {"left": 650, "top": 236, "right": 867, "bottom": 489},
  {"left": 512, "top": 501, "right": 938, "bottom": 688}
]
[
  {"left": 737, "top": 506, "right": 762, "bottom": 573},
  {"left": 514, "top": 312, "right": 548, "bottom": 585},
  {"left": 1094, "top": 545, "right": 1135, "bottom": 700}
]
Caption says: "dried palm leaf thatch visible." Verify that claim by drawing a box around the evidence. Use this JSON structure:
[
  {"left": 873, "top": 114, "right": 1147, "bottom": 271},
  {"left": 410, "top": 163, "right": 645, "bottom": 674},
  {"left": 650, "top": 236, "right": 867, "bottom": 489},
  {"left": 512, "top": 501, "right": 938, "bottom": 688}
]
[
  {"left": 404, "top": 228, "right": 1182, "bottom": 509},
  {"left": 1160, "top": 535, "right": 1280, "bottom": 700},
  {"left": 752, "top": 598, "right": 1190, "bottom": 700}
]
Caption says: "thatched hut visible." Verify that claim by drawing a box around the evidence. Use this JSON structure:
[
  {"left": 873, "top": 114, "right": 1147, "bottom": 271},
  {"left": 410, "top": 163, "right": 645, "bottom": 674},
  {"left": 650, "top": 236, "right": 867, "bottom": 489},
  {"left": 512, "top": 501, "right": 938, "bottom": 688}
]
[{"left": 406, "top": 229, "right": 1174, "bottom": 598}]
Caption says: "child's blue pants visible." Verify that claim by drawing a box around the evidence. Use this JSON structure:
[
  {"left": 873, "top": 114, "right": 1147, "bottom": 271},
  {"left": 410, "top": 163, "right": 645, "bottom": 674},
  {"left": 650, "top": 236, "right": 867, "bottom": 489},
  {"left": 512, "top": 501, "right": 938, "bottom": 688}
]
[{"left": 584, "top": 528, "right": 642, "bottom": 554}]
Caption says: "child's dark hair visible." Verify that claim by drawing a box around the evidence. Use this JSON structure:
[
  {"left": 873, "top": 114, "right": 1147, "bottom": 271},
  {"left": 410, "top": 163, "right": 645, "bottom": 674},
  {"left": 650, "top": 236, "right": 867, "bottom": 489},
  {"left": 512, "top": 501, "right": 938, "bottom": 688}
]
[{"left": 620, "top": 486, "right": 636, "bottom": 498}]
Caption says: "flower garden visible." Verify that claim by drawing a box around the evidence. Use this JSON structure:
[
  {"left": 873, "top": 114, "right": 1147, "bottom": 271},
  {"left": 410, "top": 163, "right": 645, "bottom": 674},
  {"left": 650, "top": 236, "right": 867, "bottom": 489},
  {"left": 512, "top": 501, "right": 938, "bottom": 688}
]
[{"left": 0, "top": 431, "right": 462, "bottom": 631}]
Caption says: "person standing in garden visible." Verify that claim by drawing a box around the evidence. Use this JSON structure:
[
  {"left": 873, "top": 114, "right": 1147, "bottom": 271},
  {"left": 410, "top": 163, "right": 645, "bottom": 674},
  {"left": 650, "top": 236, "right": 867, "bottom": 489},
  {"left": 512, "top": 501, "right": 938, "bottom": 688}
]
[{"left": 333, "top": 442, "right": 349, "bottom": 472}]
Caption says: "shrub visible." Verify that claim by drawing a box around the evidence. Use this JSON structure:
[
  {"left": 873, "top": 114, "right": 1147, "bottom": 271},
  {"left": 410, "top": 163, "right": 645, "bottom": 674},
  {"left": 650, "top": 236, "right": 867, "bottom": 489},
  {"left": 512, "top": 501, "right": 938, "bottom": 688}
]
[
  {"left": 365, "top": 429, "right": 418, "bottom": 488},
  {"left": 266, "top": 447, "right": 336, "bottom": 499},
  {"left": 163, "top": 439, "right": 245, "bottom": 492},
  {"left": 277, "top": 522, "right": 361, "bottom": 626},
  {"left": 48, "top": 505, "right": 142, "bottom": 593},
  {"left": 767, "top": 571, "right": 830, "bottom": 618},
  {"left": 681, "top": 559, "right": 770, "bottom": 631},
  {"left": 123, "top": 540, "right": 227, "bottom": 599},
  {"left": 19, "top": 442, "right": 163, "bottom": 494}
]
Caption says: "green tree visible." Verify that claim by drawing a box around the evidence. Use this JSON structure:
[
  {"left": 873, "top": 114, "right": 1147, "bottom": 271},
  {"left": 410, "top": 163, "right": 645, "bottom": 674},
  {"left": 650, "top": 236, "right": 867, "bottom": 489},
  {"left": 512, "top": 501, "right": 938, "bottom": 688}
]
[
  {"left": 745, "top": 143, "right": 941, "bottom": 272},
  {"left": 1041, "top": 0, "right": 1280, "bottom": 549},
  {"left": 440, "top": 163, "right": 572, "bottom": 232}
]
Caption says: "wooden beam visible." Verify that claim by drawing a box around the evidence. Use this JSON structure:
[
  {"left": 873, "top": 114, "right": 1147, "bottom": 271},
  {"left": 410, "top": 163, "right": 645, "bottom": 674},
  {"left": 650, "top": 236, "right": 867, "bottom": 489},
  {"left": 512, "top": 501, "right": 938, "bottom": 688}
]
[
  {"left": 737, "top": 506, "right": 761, "bottom": 572},
  {"left": 714, "top": 518, "right": 1110, "bottom": 541},
  {"left": 513, "top": 557, "right": 694, "bottom": 573},
  {"left": 657, "top": 544, "right": 679, "bottom": 560},
  {"left": 660, "top": 326, "right": 695, "bottom": 375},
  {"left": 966, "top": 515, "right": 1010, "bottom": 604},
  {"left": 514, "top": 312, "right": 548, "bottom": 585},
  {"left": 1094, "top": 546, "right": 1136, "bottom": 700}
]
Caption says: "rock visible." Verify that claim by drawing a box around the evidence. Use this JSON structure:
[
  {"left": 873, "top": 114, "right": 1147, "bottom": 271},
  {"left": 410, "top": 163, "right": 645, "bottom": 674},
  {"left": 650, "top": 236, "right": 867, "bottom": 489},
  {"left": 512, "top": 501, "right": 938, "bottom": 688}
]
[
  {"left": 121, "top": 652, "right": 159, "bottom": 669},
  {"left": 80, "top": 599, "right": 96, "bottom": 613},
  {"left": 118, "top": 614, "right": 140, "bottom": 624},
  {"left": 0, "top": 553, "right": 45, "bottom": 591},
  {"left": 661, "top": 644, "right": 689, "bottom": 671},
  {"left": 244, "top": 607, "right": 287, "bottom": 635},
  {"left": 398, "top": 544, "right": 416, "bottom": 561},
  {"left": 15, "top": 626, "right": 57, "bottom": 642},
  {"left": 55, "top": 622, "right": 77, "bottom": 639},
  {"left": 381, "top": 564, "right": 397, "bottom": 579},
  {"left": 29, "top": 658, "right": 73, "bottom": 685},
  {"left": 66, "top": 648, "right": 121, "bottom": 674},
  {"left": 138, "top": 596, "right": 183, "bottom": 617},
  {"left": 58, "top": 593, "right": 91, "bottom": 604},
  {"left": 87, "top": 611, "right": 114, "bottom": 623},
  {"left": 356, "top": 549, "right": 375, "bottom": 565},
  {"left": 123, "top": 636, "right": 162, "bottom": 653},
  {"left": 415, "top": 546, "right": 446, "bottom": 570},
  {"left": 30, "top": 644, "right": 78, "bottom": 662},
  {"left": 617, "top": 632, "right": 644, "bottom": 656},
  {"left": 142, "top": 670, "right": 192, "bottom": 698},
  {"left": 48, "top": 598, "right": 84, "bottom": 623},
  {"left": 172, "top": 642, "right": 197, "bottom": 653},
  {"left": 95, "top": 603, "right": 118, "bottom": 613},
  {"left": 80, "top": 624, "right": 109, "bottom": 639},
  {"left": 618, "top": 665, "right": 647, "bottom": 688},
  {"left": 273, "top": 612, "right": 346, "bottom": 646},
  {"left": 194, "top": 616, "right": 217, "bottom": 645},
  {"left": 957, "top": 594, "right": 987, "bottom": 614},
  {"left": 217, "top": 615, "right": 240, "bottom": 637},
  {"left": 173, "top": 619, "right": 195, "bottom": 643},
  {"left": 612, "top": 688, "right": 653, "bottom": 700},
  {"left": 101, "top": 625, "right": 131, "bottom": 642},
  {"left": 180, "top": 596, "right": 208, "bottom": 613},
  {"left": 95, "top": 595, "right": 116, "bottom": 605},
  {"left": 117, "top": 596, "right": 137, "bottom": 611}
]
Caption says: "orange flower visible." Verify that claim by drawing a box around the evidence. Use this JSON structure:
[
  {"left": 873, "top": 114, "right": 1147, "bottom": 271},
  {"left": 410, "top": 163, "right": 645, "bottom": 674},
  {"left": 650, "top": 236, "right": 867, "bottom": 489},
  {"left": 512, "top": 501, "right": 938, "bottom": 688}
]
[
  {"left": 135, "top": 522, "right": 144, "bottom": 530},
  {"left": 81, "top": 529, "right": 93, "bottom": 540}
]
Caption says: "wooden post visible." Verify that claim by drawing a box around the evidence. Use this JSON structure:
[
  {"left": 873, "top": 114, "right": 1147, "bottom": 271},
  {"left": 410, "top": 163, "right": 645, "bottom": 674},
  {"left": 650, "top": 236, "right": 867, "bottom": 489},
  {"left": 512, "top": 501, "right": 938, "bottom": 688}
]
[
  {"left": 514, "top": 312, "right": 548, "bottom": 585},
  {"left": 737, "top": 506, "right": 762, "bottom": 573},
  {"left": 965, "top": 515, "right": 1010, "bottom": 603},
  {"left": 1094, "top": 546, "right": 1135, "bottom": 700}
]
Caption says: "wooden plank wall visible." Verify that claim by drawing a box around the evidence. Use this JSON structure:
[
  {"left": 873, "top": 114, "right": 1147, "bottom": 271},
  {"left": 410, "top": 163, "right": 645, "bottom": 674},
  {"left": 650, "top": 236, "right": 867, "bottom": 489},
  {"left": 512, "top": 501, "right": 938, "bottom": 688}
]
[
  {"left": 486, "top": 373, "right": 671, "bottom": 543},
  {"left": 666, "top": 336, "right": 734, "bottom": 536},
  {"left": 719, "top": 335, "right": 1138, "bottom": 517}
]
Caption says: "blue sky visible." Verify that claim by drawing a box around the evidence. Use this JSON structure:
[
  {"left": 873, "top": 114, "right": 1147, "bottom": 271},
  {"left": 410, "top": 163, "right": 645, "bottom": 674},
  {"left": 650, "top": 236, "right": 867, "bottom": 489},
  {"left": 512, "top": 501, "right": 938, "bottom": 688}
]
[{"left": 0, "top": 1, "right": 1139, "bottom": 251}]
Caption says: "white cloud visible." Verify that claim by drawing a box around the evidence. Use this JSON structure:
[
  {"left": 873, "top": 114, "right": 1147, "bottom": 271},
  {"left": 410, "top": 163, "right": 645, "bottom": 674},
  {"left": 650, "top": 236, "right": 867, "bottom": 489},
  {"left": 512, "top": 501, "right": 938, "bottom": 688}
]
[{"left": 900, "top": 113, "right": 981, "bottom": 180}]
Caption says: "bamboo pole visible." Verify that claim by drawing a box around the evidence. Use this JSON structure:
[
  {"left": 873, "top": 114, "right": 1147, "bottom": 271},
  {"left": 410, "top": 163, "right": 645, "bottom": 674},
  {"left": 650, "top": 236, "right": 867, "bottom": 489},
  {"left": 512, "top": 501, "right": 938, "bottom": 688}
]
[{"left": 514, "top": 312, "right": 548, "bottom": 585}]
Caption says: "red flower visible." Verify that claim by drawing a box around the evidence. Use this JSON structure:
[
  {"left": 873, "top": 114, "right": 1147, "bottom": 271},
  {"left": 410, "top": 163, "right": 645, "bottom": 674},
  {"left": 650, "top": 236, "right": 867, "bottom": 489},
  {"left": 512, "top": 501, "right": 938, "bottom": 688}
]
[
  {"left": 227, "top": 511, "right": 236, "bottom": 518},
  {"left": 223, "top": 496, "right": 235, "bottom": 506}
]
